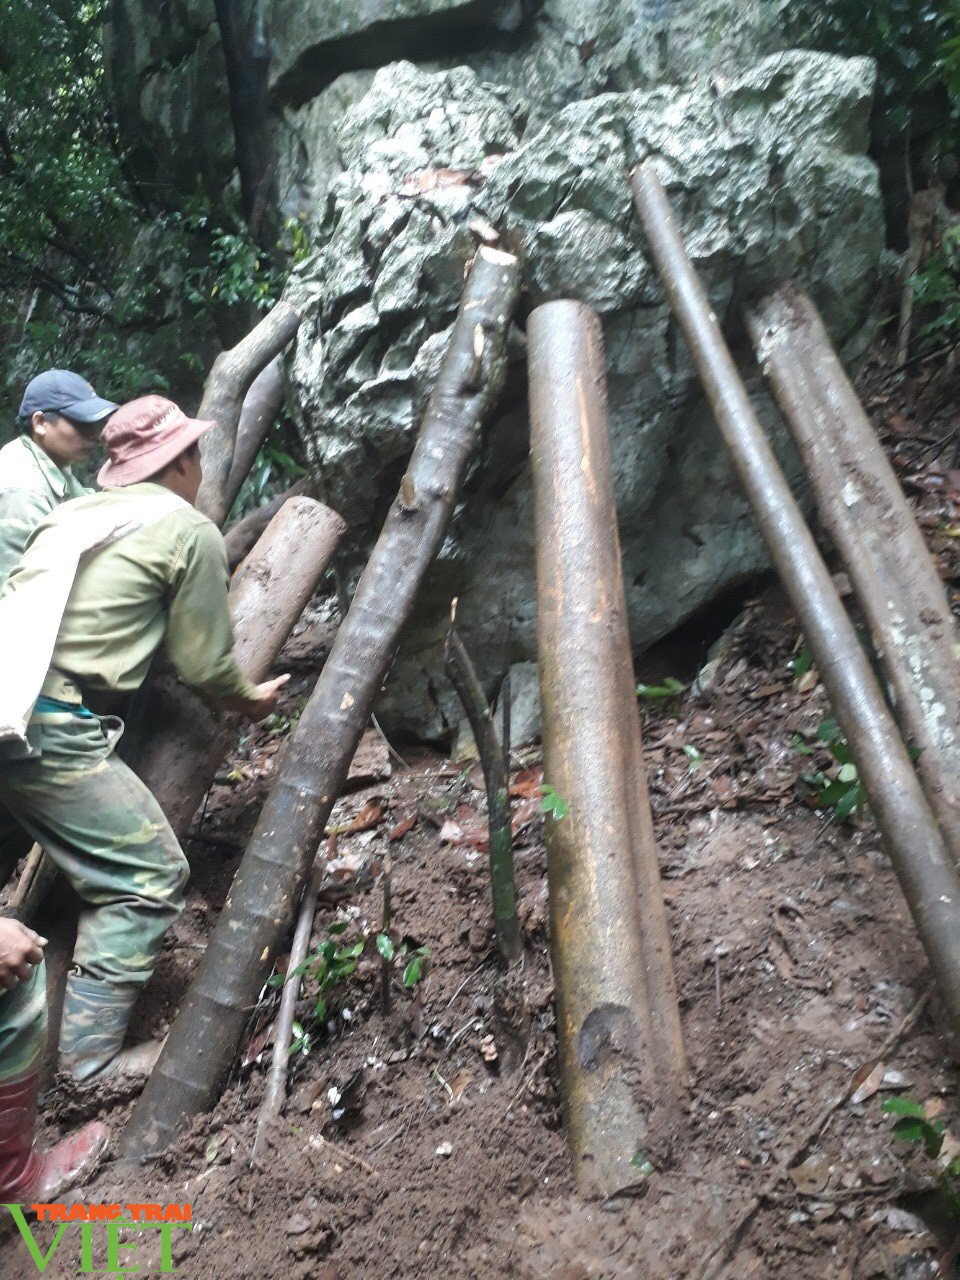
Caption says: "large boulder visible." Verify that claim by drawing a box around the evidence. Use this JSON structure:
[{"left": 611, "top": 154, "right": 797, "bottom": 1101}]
[{"left": 286, "top": 53, "right": 884, "bottom": 738}]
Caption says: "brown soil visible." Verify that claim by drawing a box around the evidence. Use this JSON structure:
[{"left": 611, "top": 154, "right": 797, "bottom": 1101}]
[{"left": 3, "top": 340, "right": 960, "bottom": 1279}]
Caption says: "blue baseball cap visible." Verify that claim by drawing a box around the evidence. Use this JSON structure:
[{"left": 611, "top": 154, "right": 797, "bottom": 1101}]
[{"left": 18, "top": 370, "right": 118, "bottom": 425}]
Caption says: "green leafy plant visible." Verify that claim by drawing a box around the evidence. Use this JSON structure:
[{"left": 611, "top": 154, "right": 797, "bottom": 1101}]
[
  {"left": 783, "top": 0, "right": 959, "bottom": 161},
  {"left": 229, "top": 438, "right": 308, "bottom": 521},
  {"left": 913, "top": 224, "right": 960, "bottom": 349},
  {"left": 683, "top": 744, "right": 704, "bottom": 772},
  {"left": 883, "top": 1095, "right": 960, "bottom": 1219},
  {"left": 375, "top": 933, "right": 431, "bottom": 989},
  {"left": 636, "top": 677, "right": 686, "bottom": 704},
  {"left": 268, "top": 922, "right": 364, "bottom": 1024},
  {"left": 787, "top": 645, "right": 814, "bottom": 679},
  {"left": 539, "top": 784, "right": 570, "bottom": 821},
  {"left": 796, "top": 717, "right": 867, "bottom": 822}
]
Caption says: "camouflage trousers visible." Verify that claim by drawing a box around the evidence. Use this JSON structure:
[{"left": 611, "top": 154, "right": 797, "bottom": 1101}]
[{"left": 0, "top": 708, "right": 188, "bottom": 1082}]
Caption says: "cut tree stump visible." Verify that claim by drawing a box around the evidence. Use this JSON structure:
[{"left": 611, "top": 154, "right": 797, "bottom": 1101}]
[
  {"left": 122, "top": 246, "right": 521, "bottom": 1159},
  {"left": 529, "top": 298, "right": 687, "bottom": 1198}
]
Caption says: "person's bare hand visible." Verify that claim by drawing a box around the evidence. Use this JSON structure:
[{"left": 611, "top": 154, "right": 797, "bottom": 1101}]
[
  {"left": 0, "top": 918, "right": 46, "bottom": 990},
  {"left": 239, "top": 673, "right": 291, "bottom": 723}
]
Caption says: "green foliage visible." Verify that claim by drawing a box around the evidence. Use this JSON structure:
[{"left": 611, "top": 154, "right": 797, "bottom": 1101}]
[
  {"left": 268, "top": 923, "right": 364, "bottom": 1025},
  {"left": 913, "top": 224, "right": 960, "bottom": 348},
  {"left": 539, "top": 784, "right": 570, "bottom": 821},
  {"left": 0, "top": 2, "right": 290, "bottom": 425},
  {"left": 797, "top": 718, "right": 867, "bottom": 822},
  {"left": 883, "top": 1095, "right": 960, "bottom": 1218},
  {"left": 787, "top": 645, "right": 813, "bottom": 679},
  {"left": 636, "top": 677, "right": 686, "bottom": 704},
  {"left": 783, "top": 0, "right": 959, "bottom": 158},
  {"left": 229, "top": 439, "right": 307, "bottom": 521}
]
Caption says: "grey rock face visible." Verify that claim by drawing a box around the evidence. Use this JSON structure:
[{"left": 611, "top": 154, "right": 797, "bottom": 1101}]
[
  {"left": 287, "top": 53, "right": 884, "bottom": 739},
  {"left": 269, "top": 0, "right": 537, "bottom": 106},
  {"left": 106, "top": 0, "right": 234, "bottom": 203}
]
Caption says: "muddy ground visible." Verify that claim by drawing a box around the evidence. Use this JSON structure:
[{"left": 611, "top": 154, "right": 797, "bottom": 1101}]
[{"left": 3, "top": 340, "right": 960, "bottom": 1278}]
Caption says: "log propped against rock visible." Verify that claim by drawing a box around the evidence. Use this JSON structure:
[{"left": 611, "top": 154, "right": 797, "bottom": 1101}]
[
  {"left": 529, "top": 299, "right": 688, "bottom": 1199},
  {"left": 746, "top": 287, "right": 960, "bottom": 864},
  {"left": 631, "top": 163, "right": 960, "bottom": 1031},
  {"left": 196, "top": 300, "right": 303, "bottom": 528},
  {"left": 122, "top": 245, "right": 522, "bottom": 1159},
  {"left": 129, "top": 495, "right": 346, "bottom": 839}
]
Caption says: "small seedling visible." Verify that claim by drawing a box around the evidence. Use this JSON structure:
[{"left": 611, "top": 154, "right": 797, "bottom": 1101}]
[
  {"left": 883, "top": 1095, "right": 960, "bottom": 1219},
  {"left": 636, "top": 677, "right": 686, "bottom": 705},
  {"left": 376, "top": 934, "right": 430, "bottom": 982},
  {"left": 682, "top": 744, "right": 703, "bottom": 772},
  {"left": 797, "top": 717, "right": 866, "bottom": 822},
  {"left": 787, "top": 645, "right": 813, "bottom": 679},
  {"left": 269, "top": 922, "right": 364, "bottom": 1023},
  {"left": 539, "top": 784, "right": 570, "bottom": 821}
]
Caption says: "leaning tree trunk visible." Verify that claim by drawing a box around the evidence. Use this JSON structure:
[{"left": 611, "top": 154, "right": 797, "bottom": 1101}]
[
  {"left": 196, "top": 300, "right": 302, "bottom": 526},
  {"left": 529, "top": 299, "right": 687, "bottom": 1198},
  {"left": 223, "top": 355, "right": 286, "bottom": 520},
  {"left": 122, "top": 246, "right": 521, "bottom": 1159},
  {"left": 632, "top": 163, "right": 960, "bottom": 1032},
  {"left": 131, "top": 496, "right": 345, "bottom": 838},
  {"left": 747, "top": 286, "right": 960, "bottom": 863}
]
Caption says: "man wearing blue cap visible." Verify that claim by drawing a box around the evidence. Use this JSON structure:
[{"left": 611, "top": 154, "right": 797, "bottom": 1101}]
[{"left": 0, "top": 370, "right": 118, "bottom": 591}]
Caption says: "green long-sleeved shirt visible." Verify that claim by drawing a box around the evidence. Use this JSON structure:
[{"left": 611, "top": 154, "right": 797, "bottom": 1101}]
[
  {"left": 3, "top": 482, "right": 257, "bottom": 708},
  {"left": 0, "top": 435, "right": 89, "bottom": 592}
]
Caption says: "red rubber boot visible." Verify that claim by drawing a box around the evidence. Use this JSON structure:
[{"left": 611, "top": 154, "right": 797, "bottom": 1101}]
[{"left": 0, "top": 1071, "right": 108, "bottom": 1203}]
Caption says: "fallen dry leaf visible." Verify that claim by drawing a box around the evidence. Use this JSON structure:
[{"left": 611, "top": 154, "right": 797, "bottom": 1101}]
[
  {"left": 849, "top": 1060, "right": 885, "bottom": 1105},
  {"left": 510, "top": 767, "right": 544, "bottom": 798},
  {"left": 345, "top": 800, "right": 383, "bottom": 834},
  {"left": 448, "top": 1071, "right": 473, "bottom": 1104},
  {"left": 788, "top": 1151, "right": 830, "bottom": 1196},
  {"left": 388, "top": 815, "right": 417, "bottom": 841},
  {"left": 511, "top": 794, "right": 542, "bottom": 837}
]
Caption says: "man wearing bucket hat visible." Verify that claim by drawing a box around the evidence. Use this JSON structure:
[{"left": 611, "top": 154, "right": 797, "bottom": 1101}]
[
  {"left": 0, "top": 370, "right": 118, "bottom": 591},
  {"left": 0, "top": 395, "right": 287, "bottom": 1201}
]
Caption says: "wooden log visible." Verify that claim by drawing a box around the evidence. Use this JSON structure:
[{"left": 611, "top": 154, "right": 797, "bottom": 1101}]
[
  {"left": 632, "top": 163, "right": 960, "bottom": 1031},
  {"left": 747, "top": 286, "right": 960, "bottom": 862},
  {"left": 250, "top": 861, "right": 323, "bottom": 1165},
  {"left": 444, "top": 621, "right": 519, "bottom": 963},
  {"left": 196, "top": 301, "right": 302, "bottom": 527},
  {"left": 529, "top": 298, "right": 687, "bottom": 1198},
  {"left": 132, "top": 496, "right": 345, "bottom": 838},
  {"left": 223, "top": 355, "right": 286, "bottom": 521},
  {"left": 121, "top": 246, "right": 521, "bottom": 1159},
  {"left": 223, "top": 476, "right": 314, "bottom": 570}
]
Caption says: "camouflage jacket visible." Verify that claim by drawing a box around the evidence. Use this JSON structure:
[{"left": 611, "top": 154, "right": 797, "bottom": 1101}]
[{"left": 0, "top": 435, "right": 89, "bottom": 592}]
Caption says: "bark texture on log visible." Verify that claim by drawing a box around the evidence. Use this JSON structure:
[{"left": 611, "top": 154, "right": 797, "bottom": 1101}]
[
  {"left": 529, "top": 299, "right": 687, "bottom": 1198},
  {"left": 224, "top": 356, "right": 285, "bottom": 520},
  {"left": 632, "top": 163, "right": 960, "bottom": 1031},
  {"left": 222, "top": 476, "right": 315, "bottom": 570},
  {"left": 132, "top": 496, "right": 345, "bottom": 839},
  {"left": 122, "top": 246, "right": 521, "bottom": 1158},
  {"left": 748, "top": 287, "right": 960, "bottom": 862},
  {"left": 196, "top": 301, "right": 302, "bottom": 527}
]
